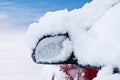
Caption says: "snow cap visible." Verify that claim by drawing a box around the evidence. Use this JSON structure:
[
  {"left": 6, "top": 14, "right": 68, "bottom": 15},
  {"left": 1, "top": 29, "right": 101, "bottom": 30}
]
[{"left": 26, "top": 0, "right": 120, "bottom": 68}]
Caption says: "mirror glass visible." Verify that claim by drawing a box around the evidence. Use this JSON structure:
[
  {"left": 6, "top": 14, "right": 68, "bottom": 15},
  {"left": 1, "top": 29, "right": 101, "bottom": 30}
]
[{"left": 32, "top": 35, "right": 73, "bottom": 64}]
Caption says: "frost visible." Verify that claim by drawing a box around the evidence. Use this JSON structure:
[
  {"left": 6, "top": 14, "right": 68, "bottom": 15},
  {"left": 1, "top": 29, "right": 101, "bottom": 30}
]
[{"left": 35, "top": 36, "right": 73, "bottom": 63}]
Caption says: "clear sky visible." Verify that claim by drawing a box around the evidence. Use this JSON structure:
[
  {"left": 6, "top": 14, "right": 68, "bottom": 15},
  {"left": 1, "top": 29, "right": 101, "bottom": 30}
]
[{"left": 0, "top": 0, "right": 92, "bottom": 28}]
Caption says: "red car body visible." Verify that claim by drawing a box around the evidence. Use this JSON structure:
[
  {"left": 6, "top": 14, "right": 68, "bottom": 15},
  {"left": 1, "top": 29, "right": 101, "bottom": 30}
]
[{"left": 52, "top": 64, "right": 98, "bottom": 80}]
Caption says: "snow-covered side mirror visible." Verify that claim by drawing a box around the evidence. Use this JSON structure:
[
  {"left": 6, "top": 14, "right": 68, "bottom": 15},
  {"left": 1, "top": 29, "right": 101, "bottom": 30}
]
[{"left": 32, "top": 33, "right": 77, "bottom": 64}]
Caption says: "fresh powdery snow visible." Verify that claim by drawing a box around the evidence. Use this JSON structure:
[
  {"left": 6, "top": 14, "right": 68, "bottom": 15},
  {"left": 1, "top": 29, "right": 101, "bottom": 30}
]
[
  {"left": 93, "top": 66, "right": 120, "bottom": 80},
  {"left": 79, "top": 3, "right": 120, "bottom": 67},
  {"left": 26, "top": 0, "right": 120, "bottom": 50},
  {"left": 40, "top": 65, "right": 66, "bottom": 80},
  {"left": 26, "top": 0, "right": 120, "bottom": 80}
]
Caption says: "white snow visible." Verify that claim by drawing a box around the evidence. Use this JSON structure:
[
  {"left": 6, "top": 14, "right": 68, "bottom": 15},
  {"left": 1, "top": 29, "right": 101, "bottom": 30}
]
[
  {"left": 93, "top": 66, "right": 120, "bottom": 80},
  {"left": 76, "top": 3, "right": 120, "bottom": 67},
  {"left": 0, "top": 27, "right": 43, "bottom": 80},
  {"left": 26, "top": 9, "right": 69, "bottom": 50},
  {"left": 26, "top": 0, "right": 120, "bottom": 50},
  {"left": 40, "top": 65, "right": 66, "bottom": 80}
]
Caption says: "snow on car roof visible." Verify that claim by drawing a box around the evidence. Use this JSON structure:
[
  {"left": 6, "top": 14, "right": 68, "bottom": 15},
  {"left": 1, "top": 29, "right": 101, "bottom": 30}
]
[{"left": 26, "top": 0, "right": 120, "bottom": 67}]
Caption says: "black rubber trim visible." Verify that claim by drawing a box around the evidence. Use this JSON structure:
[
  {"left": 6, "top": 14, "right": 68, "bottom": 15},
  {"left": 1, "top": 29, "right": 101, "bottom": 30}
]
[
  {"left": 113, "top": 67, "right": 120, "bottom": 73},
  {"left": 35, "top": 53, "right": 78, "bottom": 64}
]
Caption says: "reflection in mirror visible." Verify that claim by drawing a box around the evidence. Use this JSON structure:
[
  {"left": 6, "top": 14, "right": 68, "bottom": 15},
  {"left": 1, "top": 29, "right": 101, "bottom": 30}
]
[{"left": 32, "top": 34, "right": 73, "bottom": 64}]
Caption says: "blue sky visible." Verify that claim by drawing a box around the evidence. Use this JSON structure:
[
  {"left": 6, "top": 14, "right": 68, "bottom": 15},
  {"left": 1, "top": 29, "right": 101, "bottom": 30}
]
[{"left": 0, "top": 0, "right": 91, "bottom": 28}]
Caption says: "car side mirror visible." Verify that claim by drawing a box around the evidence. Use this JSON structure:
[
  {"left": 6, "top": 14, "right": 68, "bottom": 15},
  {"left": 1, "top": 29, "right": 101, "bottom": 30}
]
[{"left": 32, "top": 33, "right": 77, "bottom": 64}]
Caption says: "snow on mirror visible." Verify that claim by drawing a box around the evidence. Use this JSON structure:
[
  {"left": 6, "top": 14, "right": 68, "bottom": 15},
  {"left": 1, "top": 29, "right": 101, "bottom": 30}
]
[{"left": 32, "top": 35, "right": 73, "bottom": 64}]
